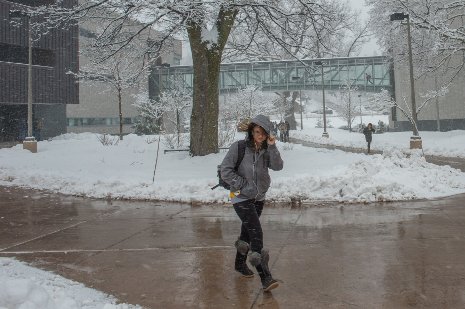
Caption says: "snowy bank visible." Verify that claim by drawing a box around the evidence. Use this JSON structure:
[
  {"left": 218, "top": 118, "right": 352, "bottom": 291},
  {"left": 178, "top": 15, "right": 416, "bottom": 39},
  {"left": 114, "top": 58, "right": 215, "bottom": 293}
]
[
  {"left": 1, "top": 133, "right": 465, "bottom": 204},
  {"left": 0, "top": 258, "right": 141, "bottom": 309}
]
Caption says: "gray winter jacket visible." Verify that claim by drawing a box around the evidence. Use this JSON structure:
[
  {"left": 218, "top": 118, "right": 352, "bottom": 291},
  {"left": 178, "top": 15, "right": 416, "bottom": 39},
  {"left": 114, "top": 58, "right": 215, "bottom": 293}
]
[{"left": 220, "top": 141, "right": 283, "bottom": 201}]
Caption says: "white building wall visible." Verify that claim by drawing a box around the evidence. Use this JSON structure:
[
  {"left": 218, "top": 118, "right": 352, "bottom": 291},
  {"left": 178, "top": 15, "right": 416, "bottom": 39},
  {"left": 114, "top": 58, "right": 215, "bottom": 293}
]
[{"left": 391, "top": 17, "right": 465, "bottom": 131}]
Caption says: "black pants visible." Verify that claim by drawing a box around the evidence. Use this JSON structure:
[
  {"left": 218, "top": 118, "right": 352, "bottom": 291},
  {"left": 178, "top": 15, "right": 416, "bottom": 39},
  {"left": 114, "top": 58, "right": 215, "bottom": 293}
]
[
  {"left": 366, "top": 137, "right": 372, "bottom": 152},
  {"left": 233, "top": 199, "right": 264, "bottom": 253}
]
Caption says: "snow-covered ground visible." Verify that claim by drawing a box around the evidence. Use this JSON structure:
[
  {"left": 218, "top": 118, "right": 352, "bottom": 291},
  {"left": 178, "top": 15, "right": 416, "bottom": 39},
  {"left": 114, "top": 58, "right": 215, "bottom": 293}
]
[
  {"left": 294, "top": 113, "right": 465, "bottom": 158},
  {"left": 0, "top": 258, "right": 141, "bottom": 309},
  {"left": 1, "top": 118, "right": 465, "bottom": 204},
  {"left": 1, "top": 115, "right": 465, "bottom": 308}
]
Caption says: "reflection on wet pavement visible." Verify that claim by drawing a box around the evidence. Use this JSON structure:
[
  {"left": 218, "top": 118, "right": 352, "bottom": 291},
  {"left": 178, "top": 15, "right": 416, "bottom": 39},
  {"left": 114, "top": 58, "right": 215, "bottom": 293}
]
[{"left": 1, "top": 186, "right": 465, "bottom": 308}]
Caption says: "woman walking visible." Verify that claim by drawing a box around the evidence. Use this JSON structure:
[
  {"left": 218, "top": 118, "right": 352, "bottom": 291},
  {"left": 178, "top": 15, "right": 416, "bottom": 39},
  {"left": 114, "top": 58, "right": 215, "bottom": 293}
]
[
  {"left": 363, "top": 123, "right": 376, "bottom": 153},
  {"left": 221, "top": 114, "right": 283, "bottom": 292}
]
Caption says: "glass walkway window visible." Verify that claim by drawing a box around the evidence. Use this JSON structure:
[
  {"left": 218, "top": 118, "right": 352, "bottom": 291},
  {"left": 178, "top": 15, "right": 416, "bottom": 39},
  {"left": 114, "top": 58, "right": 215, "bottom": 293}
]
[{"left": 150, "top": 56, "right": 392, "bottom": 96}]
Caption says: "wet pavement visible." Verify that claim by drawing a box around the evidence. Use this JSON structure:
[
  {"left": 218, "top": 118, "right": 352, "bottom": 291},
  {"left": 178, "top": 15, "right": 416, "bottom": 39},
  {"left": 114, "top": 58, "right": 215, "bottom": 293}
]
[{"left": 2, "top": 186, "right": 465, "bottom": 308}]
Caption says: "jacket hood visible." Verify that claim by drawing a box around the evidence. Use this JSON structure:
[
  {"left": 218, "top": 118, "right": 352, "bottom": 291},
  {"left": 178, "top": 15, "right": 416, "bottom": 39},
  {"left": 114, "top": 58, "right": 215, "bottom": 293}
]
[{"left": 251, "top": 114, "right": 272, "bottom": 134}]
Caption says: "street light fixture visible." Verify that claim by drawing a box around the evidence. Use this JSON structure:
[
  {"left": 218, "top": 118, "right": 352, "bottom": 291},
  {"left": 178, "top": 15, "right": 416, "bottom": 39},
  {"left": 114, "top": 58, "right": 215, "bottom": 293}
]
[
  {"left": 291, "top": 76, "right": 304, "bottom": 130},
  {"left": 9, "top": 10, "right": 37, "bottom": 153},
  {"left": 314, "top": 61, "right": 329, "bottom": 138},
  {"left": 390, "top": 12, "right": 422, "bottom": 149}
]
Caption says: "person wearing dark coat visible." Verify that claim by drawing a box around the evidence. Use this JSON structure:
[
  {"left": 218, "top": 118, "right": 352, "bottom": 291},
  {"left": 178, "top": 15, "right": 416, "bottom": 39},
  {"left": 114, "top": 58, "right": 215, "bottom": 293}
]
[
  {"left": 220, "top": 114, "right": 283, "bottom": 292},
  {"left": 284, "top": 120, "right": 291, "bottom": 143},
  {"left": 363, "top": 123, "right": 376, "bottom": 153}
]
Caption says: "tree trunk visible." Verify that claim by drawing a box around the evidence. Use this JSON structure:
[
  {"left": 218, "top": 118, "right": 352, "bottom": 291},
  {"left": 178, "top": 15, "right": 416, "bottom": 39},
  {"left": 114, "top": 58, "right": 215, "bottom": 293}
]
[
  {"left": 148, "top": 57, "right": 164, "bottom": 133},
  {"left": 283, "top": 91, "right": 297, "bottom": 130},
  {"left": 187, "top": 8, "right": 237, "bottom": 156},
  {"left": 188, "top": 42, "right": 221, "bottom": 155},
  {"left": 348, "top": 95, "right": 352, "bottom": 132},
  {"left": 176, "top": 108, "right": 180, "bottom": 147}
]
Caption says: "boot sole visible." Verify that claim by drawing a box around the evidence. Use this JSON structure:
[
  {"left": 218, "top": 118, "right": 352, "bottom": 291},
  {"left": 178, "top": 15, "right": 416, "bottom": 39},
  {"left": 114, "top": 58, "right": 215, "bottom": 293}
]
[
  {"left": 235, "top": 269, "right": 254, "bottom": 278},
  {"left": 263, "top": 281, "right": 279, "bottom": 292}
]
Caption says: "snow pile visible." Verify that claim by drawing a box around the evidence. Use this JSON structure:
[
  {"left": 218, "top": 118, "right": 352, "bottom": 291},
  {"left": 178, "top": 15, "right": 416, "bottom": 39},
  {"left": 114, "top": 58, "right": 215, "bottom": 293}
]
[
  {"left": 268, "top": 149, "right": 465, "bottom": 202},
  {"left": 0, "top": 258, "right": 141, "bottom": 309},
  {"left": 1, "top": 133, "right": 465, "bottom": 204}
]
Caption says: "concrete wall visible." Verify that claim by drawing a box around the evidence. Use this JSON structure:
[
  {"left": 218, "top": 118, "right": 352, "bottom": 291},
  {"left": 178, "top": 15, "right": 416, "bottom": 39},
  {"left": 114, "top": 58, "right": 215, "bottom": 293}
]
[
  {"left": 390, "top": 16, "right": 465, "bottom": 131},
  {"left": 392, "top": 61, "right": 465, "bottom": 131}
]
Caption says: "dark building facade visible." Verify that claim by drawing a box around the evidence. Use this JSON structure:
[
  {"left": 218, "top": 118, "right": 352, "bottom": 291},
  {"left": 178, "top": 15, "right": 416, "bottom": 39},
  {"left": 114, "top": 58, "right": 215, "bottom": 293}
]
[{"left": 0, "top": 0, "right": 78, "bottom": 142}]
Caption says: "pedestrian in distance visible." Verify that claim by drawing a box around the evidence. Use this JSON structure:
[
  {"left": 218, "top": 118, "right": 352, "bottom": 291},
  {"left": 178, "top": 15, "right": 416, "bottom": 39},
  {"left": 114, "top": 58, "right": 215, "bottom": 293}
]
[
  {"left": 284, "top": 120, "right": 290, "bottom": 142},
  {"left": 363, "top": 123, "right": 376, "bottom": 153},
  {"left": 220, "top": 114, "right": 284, "bottom": 292},
  {"left": 278, "top": 121, "right": 287, "bottom": 142}
]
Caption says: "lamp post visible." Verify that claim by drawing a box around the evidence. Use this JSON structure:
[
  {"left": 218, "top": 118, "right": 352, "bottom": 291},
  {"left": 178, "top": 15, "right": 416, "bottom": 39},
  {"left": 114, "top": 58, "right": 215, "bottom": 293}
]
[
  {"left": 9, "top": 10, "right": 37, "bottom": 153},
  {"left": 390, "top": 12, "right": 422, "bottom": 149},
  {"left": 314, "top": 61, "right": 328, "bottom": 138},
  {"left": 358, "top": 94, "right": 363, "bottom": 128},
  {"left": 299, "top": 88, "right": 303, "bottom": 130},
  {"left": 434, "top": 75, "right": 440, "bottom": 132}
]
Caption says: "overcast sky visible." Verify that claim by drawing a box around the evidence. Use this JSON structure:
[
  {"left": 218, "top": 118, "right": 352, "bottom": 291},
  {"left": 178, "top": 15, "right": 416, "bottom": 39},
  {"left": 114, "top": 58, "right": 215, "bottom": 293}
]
[{"left": 347, "top": 0, "right": 381, "bottom": 56}]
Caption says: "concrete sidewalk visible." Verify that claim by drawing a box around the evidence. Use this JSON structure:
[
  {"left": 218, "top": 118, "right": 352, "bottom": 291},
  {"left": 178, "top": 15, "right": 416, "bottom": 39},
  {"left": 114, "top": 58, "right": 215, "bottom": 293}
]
[{"left": 1, "top": 186, "right": 465, "bottom": 308}]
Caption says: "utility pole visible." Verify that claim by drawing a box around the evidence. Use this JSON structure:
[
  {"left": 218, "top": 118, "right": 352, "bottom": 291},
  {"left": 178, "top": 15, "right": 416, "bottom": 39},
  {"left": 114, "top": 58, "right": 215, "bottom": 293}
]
[
  {"left": 434, "top": 75, "right": 441, "bottom": 132},
  {"left": 358, "top": 94, "right": 363, "bottom": 128},
  {"left": 390, "top": 12, "right": 422, "bottom": 149},
  {"left": 299, "top": 89, "right": 303, "bottom": 130},
  {"left": 315, "top": 61, "right": 329, "bottom": 138},
  {"left": 9, "top": 10, "right": 37, "bottom": 153}
]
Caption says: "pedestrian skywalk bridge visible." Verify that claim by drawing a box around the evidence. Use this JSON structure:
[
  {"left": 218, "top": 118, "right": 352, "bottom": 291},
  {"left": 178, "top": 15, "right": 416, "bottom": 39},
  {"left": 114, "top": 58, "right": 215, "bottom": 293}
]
[{"left": 151, "top": 56, "right": 391, "bottom": 95}]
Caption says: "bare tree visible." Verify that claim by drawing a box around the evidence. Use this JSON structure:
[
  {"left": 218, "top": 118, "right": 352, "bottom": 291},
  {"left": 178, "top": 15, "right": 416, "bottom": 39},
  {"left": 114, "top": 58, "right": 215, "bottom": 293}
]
[
  {"left": 223, "top": 0, "right": 371, "bottom": 130},
  {"left": 79, "top": 42, "right": 148, "bottom": 140},
  {"left": 134, "top": 74, "right": 192, "bottom": 148},
  {"left": 331, "top": 79, "right": 359, "bottom": 132},
  {"left": 367, "top": 0, "right": 465, "bottom": 87},
  {"left": 219, "top": 86, "right": 278, "bottom": 146},
  {"left": 34, "top": 0, "right": 354, "bottom": 155},
  {"left": 224, "top": 0, "right": 370, "bottom": 61},
  {"left": 369, "top": 87, "right": 448, "bottom": 133},
  {"left": 222, "top": 86, "right": 278, "bottom": 123}
]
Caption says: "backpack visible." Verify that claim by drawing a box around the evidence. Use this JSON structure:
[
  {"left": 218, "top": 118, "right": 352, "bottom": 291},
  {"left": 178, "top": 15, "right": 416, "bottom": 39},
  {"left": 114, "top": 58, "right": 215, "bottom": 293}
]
[{"left": 211, "top": 140, "right": 246, "bottom": 190}]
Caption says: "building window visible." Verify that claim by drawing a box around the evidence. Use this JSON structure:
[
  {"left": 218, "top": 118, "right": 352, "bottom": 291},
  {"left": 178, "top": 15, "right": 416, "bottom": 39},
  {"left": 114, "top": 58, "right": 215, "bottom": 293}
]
[
  {"left": 33, "top": 48, "right": 55, "bottom": 67},
  {"left": 0, "top": 43, "right": 55, "bottom": 67},
  {"left": 6, "top": 0, "right": 55, "bottom": 7},
  {"left": 67, "top": 117, "right": 135, "bottom": 127}
]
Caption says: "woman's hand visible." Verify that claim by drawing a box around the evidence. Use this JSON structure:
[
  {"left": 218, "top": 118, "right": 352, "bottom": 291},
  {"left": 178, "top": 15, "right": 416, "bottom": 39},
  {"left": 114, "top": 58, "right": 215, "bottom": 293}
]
[{"left": 267, "top": 134, "right": 276, "bottom": 145}]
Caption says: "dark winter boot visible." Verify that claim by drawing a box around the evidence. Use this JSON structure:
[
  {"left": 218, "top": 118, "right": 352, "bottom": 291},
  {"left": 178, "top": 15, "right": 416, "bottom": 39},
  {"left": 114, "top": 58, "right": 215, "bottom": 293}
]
[
  {"left": 249, "top": 249, "right": 279, "bottom": 292},
  {"left": 234, "top": 240, "right": 254, "bottom": 278},
  {"left": 262, "top": 276, "right": 279, "bottom": 292}
]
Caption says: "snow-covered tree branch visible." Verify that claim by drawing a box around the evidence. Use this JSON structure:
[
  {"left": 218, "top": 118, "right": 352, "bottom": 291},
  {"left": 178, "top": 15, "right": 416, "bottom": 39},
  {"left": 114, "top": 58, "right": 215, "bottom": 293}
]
[
  {"left": 134, "top": 74, "right": 192, "bottom": 148},
  {"left": 330, "top": 79, "right": 359, "bottom": 132},
  {"left": 367, "top": 0, "right": 465, "bottom": 88},
  {"left": 38, "top": 0, "right": 362, "bottom": 155}
]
